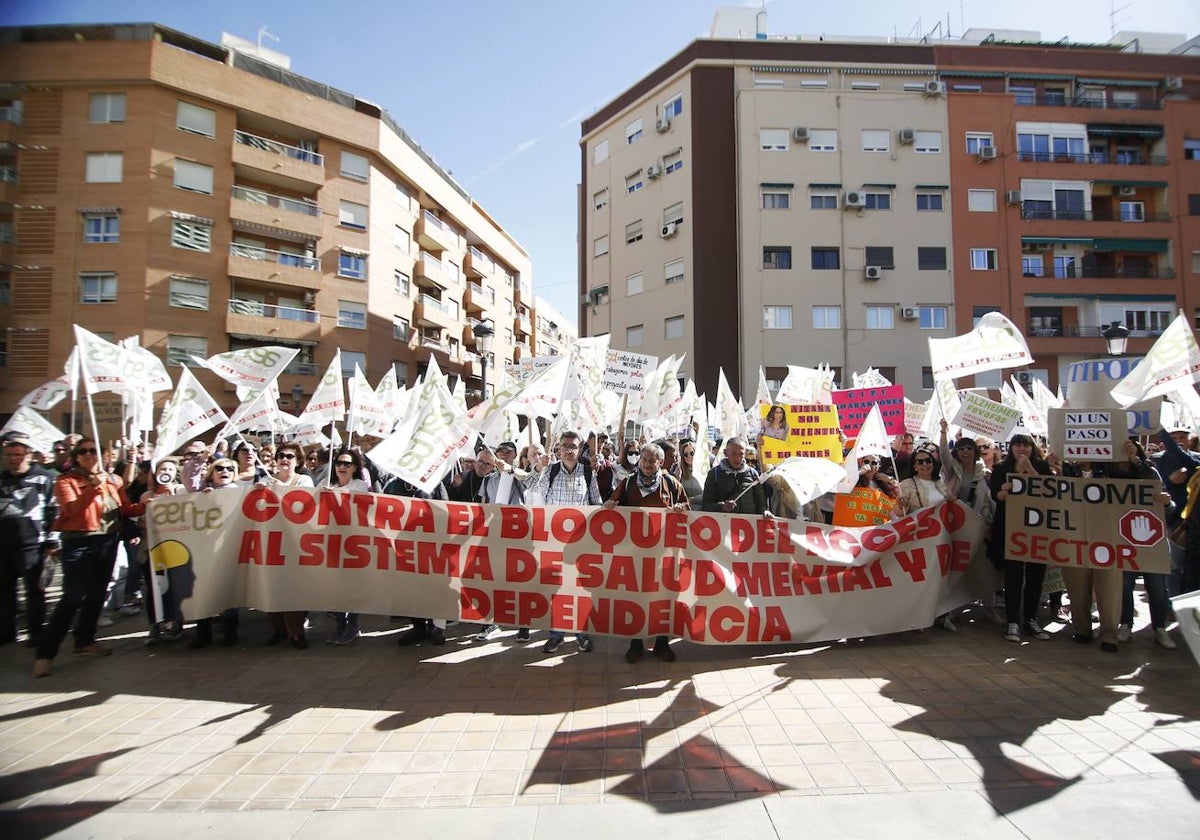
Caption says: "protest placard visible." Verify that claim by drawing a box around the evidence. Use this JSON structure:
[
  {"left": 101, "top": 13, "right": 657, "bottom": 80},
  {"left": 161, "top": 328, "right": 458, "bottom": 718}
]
[
  {"left": 832, "top": 487, "right": 895, "bottom": 527},
  {"left": 831, "top": 385, "right": 905, "bottom": 437},
  {"left": 1048, "top": 408, "right": 1125, "bottom": 462},
  {"left": 952, "top": 392, "right": 1021, "bottom": 442},
  {"left": 1064, "top": 357, "right": 1160, "bottom": 435},
  {"left": 759, "top": 404, "right": 842, "bottom": 467}
]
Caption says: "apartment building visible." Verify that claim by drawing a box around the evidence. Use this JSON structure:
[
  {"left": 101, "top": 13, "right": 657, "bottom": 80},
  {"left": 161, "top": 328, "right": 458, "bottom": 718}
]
[
  {"left": 0, "top": 22, "right": 532, "bottom": 423},
  {"left": 531, "top": 294, "right": 576, "bottom": 358},
  {"left": 579, "top": 33, "right": 1199, "bottom": 398}
]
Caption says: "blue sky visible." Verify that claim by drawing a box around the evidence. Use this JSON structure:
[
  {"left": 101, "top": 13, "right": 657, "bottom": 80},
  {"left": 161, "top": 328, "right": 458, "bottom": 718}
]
[{"left": 4, "top": 1, "right": 1198, "bottom": 327}]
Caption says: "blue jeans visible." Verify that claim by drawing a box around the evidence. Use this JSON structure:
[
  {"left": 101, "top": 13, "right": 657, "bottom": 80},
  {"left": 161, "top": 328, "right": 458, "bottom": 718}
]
[
  {"left": 546, "top": 631, "right": 590, "bottom": 645},
  {"left": 36, "top": 534, "right": 118, "bottom": 659},
  {"left": 1121, "top": 571, "right": 1171, "bottom": 629}
]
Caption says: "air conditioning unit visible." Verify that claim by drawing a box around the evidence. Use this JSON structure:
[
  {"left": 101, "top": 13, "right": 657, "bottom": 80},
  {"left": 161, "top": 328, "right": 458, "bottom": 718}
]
[
  {"left": 977, "top": 146, "right": 998, "bottom": 161},
  {"left": 1164, "top": 76, "right": 1183, "bottom": 92},
  {"left": 1006, "top": 190, "right": 1023, "bottom": 205},
  {"left": 899, "top": 306, "right": 919, "bottom": 321},
  {"left": 924, "top": 80, "right": 947, "bottom": 96},
  {"left": 1015, "top": 371, "right": 1033, "bottom": 384},
  {"left": 864, "top": 265, "right": 883, "bottom": 281},
  {"left": 303, "top": 290, "right": 316, "bottom": 304},
  {"left": 1115, "top": 185, "right": 1137, "bottom": 197},
  {"left": 646, "top": 163, "right": 663, "bottom": 179},
  {"left": 792, "top": 126, "right": 810, "bottom": 144},
  {"left": 661, "top": 221, "right": 679, "bottom": 238},
  {"left": 844, "top": 190, "right": 867, "bottom": 208},
  {"left": 655, "top": 117, "right": 671, "bottom": 133},
  {"left": 897, "top": 128, "right": 916, "bottom": 145}
]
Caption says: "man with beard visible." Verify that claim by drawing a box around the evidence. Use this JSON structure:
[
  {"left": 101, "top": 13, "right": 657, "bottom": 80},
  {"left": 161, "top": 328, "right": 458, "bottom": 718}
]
[{"left": 701, "top": 437, "right": 767, "bottom": 515}]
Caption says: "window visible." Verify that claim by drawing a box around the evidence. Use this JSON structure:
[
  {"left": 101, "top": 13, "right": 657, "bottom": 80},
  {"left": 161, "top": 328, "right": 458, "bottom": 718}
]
[
  {"left": 85, "top": 152, "right": 122, "bottom": 183},
  {"left": 861, "top": 129, "right": 890, "bottom": 152},
  {"left": 800, "top": 80, "right": 828, "bottom": 90},
  {"left": 851, "top": 81, "right": 880, "bottom": 91},
  {"left": 664, "top": 150, "right": 683, "bottom": 173},
  {"left": 972, "top": 306, "right": 1001, "bottom": 326},
  {"left": 664, "top": 259, "right": 684, "bottom": 285},
  {"left": 663, "top": 95, "right": 683, "bottom": 119},
  {"left": 166, "top": 335, "right": 206, "bottom": 367},
  {"left": 593, "top": 140, "right": 609, "bottom": 164},
  {"left": 626, "top": 324, "right": 644, "bottom": 347},
  {"left": 79, "top": 272, "right": 117, "bottom": 303},
  {"left": 393, "top": 316, "right": 410, "bottom": 341},
  {"left": 173, "top": 159, "right": 213, "bottom": 194},
  {"left": 953, "top": 84, "right": 983, "bottom": 92},
  {"left": 1054, "top": 255, "right": 1078, "bottom": 278},
  {"left": 920, "top": 306, "right": 948, "bottom": 329},
  {"left": 965, "top": 132, "right": 994, "bottom": 154},
  {"left": 623, "top": 219, "right": 643, "bottom": 245},
  {"left": 82, "top": 213, "right": 119, "bottom": 243},
  {"left": 594, "top": 235, "right": 609, "bottom": 258},
  {"left": 1191, "top": 195, "right": 1200, "bottom": 216},
  {"left": 338, "top": 251, "right": 367, "bottom": 280},
  {"left": 762, "top": 188, "right": 791, "bottom": 209},
  {"left": 1010, "top": 86, "right": 1036, "bottom": 106},
  {"left": 663, "top": 202, "right": 684, "bottom": 226},
  {"left": 812, "top": 306, "right": 841, "bottom": 329},
  {"left": 810, "top": 192, "right": 838, "bottom": 210},
  {"left": 394, "top": 270, "right": 410, "bottom": 297},
  {"left": 338, "top": 300, "right": 367, "bottom": 329},
  {"left": 593, "top": 188, "right": 609, "bottom": 211},
  {"left": 916, "top": 192, "right": 944, "bottom": 212},
  {"left": 918, "top": 247, "right": 947, "bottom": 270},
  {"left": 626, "top": 271, "right": 644, "bottom": 296},
  {"left": 341, "top": 150, "right": 369, "bottom": 181},
  {"left": 754, "top": 77, "right": 785, "bottom": 88},
  {"left": 89, "top": 93, "right": 125, "bottom": 123},
  {"left": 914, "top": 131, "right": 942, "bottom": 153},
  {"left": 625, "top": 171, "right": 643, "bottom": 193},
  {"left": 171, "top": 219, "right": 212, "bottom": 252},
  {"left": 922, "top": 367, "right": 935, "bottom": 389},
  {"left": 967, "top": 189, "right": 997, "bottom": 212},
  {"left": 168, "top": 276, "right": 209, "bottom": 310},
  {"left": 664, "top": 315, "right": 685, "bottom": 340},
  {"left": 760, "top": 128, "right": 789, "bottom": 151},
  {"left": 1019, "top": 179, "right": 1088, "bottom": 219},
  {"left": 1021, "top": 255, "right": 1044, "bottom": 277},
  {"left": 1017, "top": 124, "right": 1087, "bottom": 162},
  {"left": 1119, "top": 201, "right": 1145, "bottom": 222},
  {"left": 864, "top": 192, "right": 891, "bottom": 210},
  {"left": 1193, "top": 251, "right": 1200, "bottom": 274},
  {"left": 1044, "top": 87, "right": 1067, "bottom": 106},
  {"left": 763, "top": 247, "right": 792, "bottom": 270},
  {"left": 809, "top": 129, "right": 837, "bottom": 151},
  {"left": 970, "top": 248, "right": 998, "bottom": 270},
  {"left": 1185, "top": 139, "right": 1200, "bottom": 161},
  {"left": 338, "top": 200, "right": 368, "bottom": 230},
  {"left": 865, "top": 246, "right": 894, "bottom": 269},
  {"left": 763, "top": 305, "right": 793, "bottom": 329},
  {"left": 341, "top": 351, "right": 365, "bottom": 378},
  {"left": 176, "top": 101, "right": 216, "bottom": 137},
  {"left": 394, "top": 226, "right": 410, "bottom": 253},
  {"left": 811, "top": 247, "right": 840, "bottom": 270},
  {"left": 625, "top": 118, "right": 643, "bottom": 145},
  {"left": 394, "top": 181, "right": 412, "bottom": 209},
  {"left": 866, "top": 306, "right": 894, "bottom": 329}
]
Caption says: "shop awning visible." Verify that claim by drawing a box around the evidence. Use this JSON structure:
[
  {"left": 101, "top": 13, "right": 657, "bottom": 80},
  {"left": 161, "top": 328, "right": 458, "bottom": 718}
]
[
  {"left": 1009, "top": 73, "right": 1075, "bottom": 81},
  {"left": 761, "top": 182, "right": 794, "bottom": 189},
  {"left": 1091, "top": 238, "right": 1169, "bottom": 253},
  {"left": 863, "top": 182, "right": 896, "bottom": 188},
  {"left": 1078, "top": 78, "right": 1159, "bottom": 88},
  {"left": 914, "top": 184, "right": 949, "bottom": 189},
  {"left": 1087, "top": 123, "right": 1164, "bottom": 138},
  {"left": 809, "top": 182, "right": 841, "bottom": 189},
  {"left": 1092, "top": 179, "right": 1168, "bottom": 187},
  {"left": 1021, "top": 236, "right": 1094, "bottom": 246}
]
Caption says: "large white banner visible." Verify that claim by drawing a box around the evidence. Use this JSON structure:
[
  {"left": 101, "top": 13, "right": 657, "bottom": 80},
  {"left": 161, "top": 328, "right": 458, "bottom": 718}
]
[
  {"left": 928, "top": 312, "right": 1032, "bottom": 382},
  {"left": 147, "top": 492, "right": 988, "bottom": 645}
]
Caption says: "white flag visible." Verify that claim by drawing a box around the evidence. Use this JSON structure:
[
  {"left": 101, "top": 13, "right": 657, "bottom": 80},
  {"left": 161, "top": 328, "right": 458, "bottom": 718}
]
[
  {"left": 120, "top": 336, "right": 173, "bottom": 392},
  {"left": 776, "top": 364, "right": 835, "bottom": 405},
  {"left": 760, "top": 456, "right": 847, "bottom": 507},
  {"left": 1008, "top": 376, "right": 1048, "bottom": 437},
  {"left": 219, "top": 389, "right": 286, "bottom": 438},
  {"left": 928, "top": 312, "right": 1032, "bottom": 382},
  {"left": 853, "top": 367, "right": 893, "bottom": 389},
  {"left": 295, "top": 351, "right": 346, "bottom": 428},
  {"left": 0, "top": 406, "right": 65, "bottom": 454},
  {"left": 715, "top": 368, "right": 746, "bottom": 440},
  {"left": 375, "top": 366, "right": 400, "bottom": 423},
  {"left": 838, "top": 404, "right": 892, "bottom": 492},
  {"left": 1110, "top": 312, "right": 1200, "bottom": 408},
  {"left": 152, "top": 366, "right": 228, "bottom": 464},
  {"left": 19, "top": 374, "right": 73, "bottom": 412},
  {"left": 349, "top": 365, "right": 391, "bottom": 438},
  {"left": 191, "top": 346, "right": 298, "bottom": 397},
  {"left": 368, "top": 377, "right": 475, "bottom": 495},
  {"left": 73, "top": 325, "right": 147, "bottom": 395}
]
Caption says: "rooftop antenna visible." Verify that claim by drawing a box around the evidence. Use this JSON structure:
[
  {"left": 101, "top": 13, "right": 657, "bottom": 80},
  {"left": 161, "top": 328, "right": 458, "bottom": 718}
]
[
  {"left": 1110, "top": 1, "right": 1133, "bottom": 38},
  {"left": 257, "top": 26, "right": 279, "bottom": 50}
]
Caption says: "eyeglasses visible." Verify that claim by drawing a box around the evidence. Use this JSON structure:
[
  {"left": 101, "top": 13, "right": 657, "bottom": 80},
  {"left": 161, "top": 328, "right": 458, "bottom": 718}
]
[
  {"left": 862, "top": 459, "right": 879, "bottom": 466},
  {"left": 213, "top": 465, "right": 236, "bottom": 473},
  {"left": 914, "top": 458, "right": 934, "bottom": 465},
  {"left": 979, "top": 444, "right": 993, "bottom": 450},
  {"left": 335, "top": 460, "right": 355, "bottom": 467},
  {"left": 276, "top": 453, "right": 297, "bottom": 460},
  {"left": 75, "top": 448, "right": 98, "bottom": 455}
]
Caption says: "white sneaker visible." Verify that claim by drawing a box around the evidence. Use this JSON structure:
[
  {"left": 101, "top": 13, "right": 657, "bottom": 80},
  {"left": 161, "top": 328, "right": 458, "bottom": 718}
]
[
  {"left": 1025, "top": 620, "right": 1050, "bottom": 640},
  {"left": 1155, "top": 628, "right": 1178, "bottom": 650},
  {"left": 96, "top": 613, "right": 115, "bottom": 628},
  {"left": 1117, "top": 624, "right": 1132, "bottom": 643},
  {"left": 1005, "top": 623, "right": 1021, "bottom": 642}
]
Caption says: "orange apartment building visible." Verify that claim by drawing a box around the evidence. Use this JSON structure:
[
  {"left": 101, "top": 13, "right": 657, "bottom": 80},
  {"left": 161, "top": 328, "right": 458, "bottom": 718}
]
[{"left": 0, "top": 23, "right": 537, "bottom": 427}]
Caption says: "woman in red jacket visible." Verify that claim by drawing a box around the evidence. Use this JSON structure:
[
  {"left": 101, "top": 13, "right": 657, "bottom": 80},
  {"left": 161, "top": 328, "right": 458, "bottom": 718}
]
[{"left": 33, "top": 438, "right": 142, "bottom": 677}]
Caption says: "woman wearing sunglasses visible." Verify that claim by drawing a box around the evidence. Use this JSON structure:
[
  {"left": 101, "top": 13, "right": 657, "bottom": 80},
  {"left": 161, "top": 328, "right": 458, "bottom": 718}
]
[
  {"left": 263, "top": 443, "right": 313, "bottom": 649},
  {"left": 896, "top": 445, "right": 956, "bottom": 631},
  {"left": 33, "top": 438, "right": 144, "bottom": 678},
  {"left": 327, "top": 449, "right": 369, "bottom": 645}
]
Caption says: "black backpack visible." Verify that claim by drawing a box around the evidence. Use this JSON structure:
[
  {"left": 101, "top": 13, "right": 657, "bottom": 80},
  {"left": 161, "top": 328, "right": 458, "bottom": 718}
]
[{"left": 547, "top": 461, "right": 599, "bottom": 504}]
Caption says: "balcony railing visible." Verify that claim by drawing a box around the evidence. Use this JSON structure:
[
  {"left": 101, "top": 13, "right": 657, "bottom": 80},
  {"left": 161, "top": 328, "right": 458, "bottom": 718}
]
[
  {"left": 0, "top": 224, "right": 13, "bottom": 243},
  {"left": 229, "top": 243, "right": 320, "bottom": 270},
  {"left": 285, "top": 361, "right": 319, "bottom": 376},
  {"left": 1022, "top": 266, "right": 1175, "bottom": 280},
  {"left": 0, "top": 166, "right": 16, "bottom": 182},
  {"left": 1028, "top": 325, "right": 1167, "bottom": 338},
  {"left": 1017, "top": 151, "right": 1168, "bottom": 165},
  {"left": 421, "top": 336, "right": 449, "bottom": 353},
  {"left": 234, "top": 130, "right": 323, "bottom": 167},
  {"left": 0, "top": 105, "right": 21, "bottom": 124},
  {"left": 232, "top": 185, "right": 320, "bottom": 216},
  {"left": 228, "top": 299, "right": 320, "bottom": 323},
  {"left": 1021, "top": 208, "right": 1171, "bottom": 223},
  {"left": 1019, "top": 94, "right": 1160, "bottom": 110},
  {"left": 468, "top": 246, "right": 494, "bottom": 274},
  {"left": 419, "top": 293, "right": 449, "bottom": 315}
]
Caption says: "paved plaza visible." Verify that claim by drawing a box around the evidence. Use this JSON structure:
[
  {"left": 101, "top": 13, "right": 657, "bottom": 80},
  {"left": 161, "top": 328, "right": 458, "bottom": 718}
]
[{"left": 1, "top": 599, "right": 1198, "bottom": 838}]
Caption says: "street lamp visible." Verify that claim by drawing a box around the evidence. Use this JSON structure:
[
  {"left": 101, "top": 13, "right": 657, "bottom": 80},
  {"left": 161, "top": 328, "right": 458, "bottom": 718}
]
[
  {"left": 1103, "top": 321, "right": 1130, "bottom": 357},
  {"left": 472, "top": 318, "right": 495, "bottom": 400}
]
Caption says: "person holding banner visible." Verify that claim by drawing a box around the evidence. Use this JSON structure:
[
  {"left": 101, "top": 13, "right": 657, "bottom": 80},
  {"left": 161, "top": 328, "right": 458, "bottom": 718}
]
[
  {"left": 677, "top": 440, "right": 704, "bottom": 509},
  {"left": 327, "top": 448, "right": 371, "bottom": 646},
  {"left": 189, "top": 458, "right": 243, "bottom": 649},
  {"left": 33, "top": 438, "right": 145, "bottom": 678},
  {"left": 989, "top": 433, "right": 1057, "bottom": 644},
  {"left": 702, "top": 437, "right": 769, "bottom": 515},
  {"left": 603, "top": 442, "right": 690, "bottom": 663},
  {"left": 263, "top": 443, "right": 314, "bottom": 649}
]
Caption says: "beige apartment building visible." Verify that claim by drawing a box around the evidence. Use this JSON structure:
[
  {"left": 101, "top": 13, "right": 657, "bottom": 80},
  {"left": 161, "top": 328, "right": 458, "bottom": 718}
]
[{"left": 0, "top": 22, "right": 533, "bottom": 423}]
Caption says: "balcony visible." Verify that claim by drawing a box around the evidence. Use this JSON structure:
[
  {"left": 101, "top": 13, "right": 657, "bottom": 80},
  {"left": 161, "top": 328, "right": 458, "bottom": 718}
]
[
  {"left": 464, "top": 246, "right": 493, "bottom": 278},
  {"left": 414, "top": 251, "right": 448, "bottom": 290},
  {"left": 1020, "top": 93, "right": 1160, "bottom": 111},
  {"left": 1017, "top": 150, "right": 1167, "bottom": 165},
  {"left": 1021, "top": 208, "right": 1171, "bottom": 223},
  {"left": 463, "top": 281, "right": 488, "bottom": 313},
  {"left": 514, "top": 312, "right": 532, "bottom": 337},
  {"left": 416, "top": 210, "right": 457, "bottom": 253},
  {"left": 0, "top": 165, "right": 13, "bottom": 203},
  {"left": 461, "top": 350, "right": 482, "bottom": 377},
  {"left": 232, "top": 129, "right": 324, "bottom": 190},
  {"left": 230, "top": 185, "right": 323, "bottom": 241},
  {"left": 1023, "top": 265, "right": 1175, "bottom": 280},
  {"left": 228, "top": 243, "right": 323, "bottom": 291},
  {"left": 1027, "top": 324, "right": 1166, "bottom": 339},
  {"left": 0, "top": 106, "right": 20, "bottom": 145},
  {"left": 415, "top": 293, "right": 457, "bottom": 331},
  {"left": 226, "top": 300, "right": 321, "bottom": 345},
  {"left": 513, "top": 275, "right": 531, "bottom": 307}
]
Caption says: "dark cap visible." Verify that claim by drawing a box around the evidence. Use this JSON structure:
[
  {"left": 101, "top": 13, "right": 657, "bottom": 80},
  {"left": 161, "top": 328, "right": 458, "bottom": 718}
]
[
  {"left": 496, "top": 441, "right": 518, "bottom": 453},
  {"left": 1, "top": 431, "right": 31, "bottom": 447}
]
